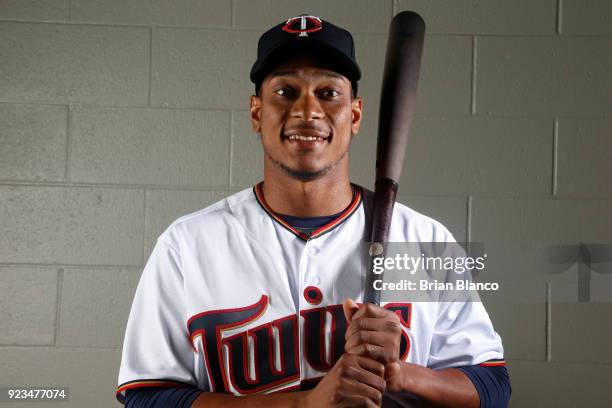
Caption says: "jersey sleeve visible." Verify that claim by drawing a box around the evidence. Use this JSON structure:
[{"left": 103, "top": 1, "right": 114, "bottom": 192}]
[
  {"left": 426, "top": 231, "right": 505, "bottom": 369},
  {"left": 426, "top": 300, "right": 505, "bottom": 369},
  {"left": 117, "top": 235, "right": 199, "bottom": 404}
]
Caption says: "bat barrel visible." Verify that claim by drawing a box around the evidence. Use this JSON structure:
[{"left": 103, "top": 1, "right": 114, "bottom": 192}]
[
  {"left": 364, "top": 11, "right": 425, "bottom": 305},
  {"left": 376, "top": 11, "right": 425, "bottom": 183}
]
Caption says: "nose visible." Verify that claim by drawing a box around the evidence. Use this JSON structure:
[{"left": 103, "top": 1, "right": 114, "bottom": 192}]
[{"left": 290, "top": 91, "right": 323, "bottom": 121}]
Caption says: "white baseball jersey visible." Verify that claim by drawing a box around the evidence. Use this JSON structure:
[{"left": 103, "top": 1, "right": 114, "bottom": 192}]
[{"left": 117, "top": 183, "right": 504, "bottom": 402}]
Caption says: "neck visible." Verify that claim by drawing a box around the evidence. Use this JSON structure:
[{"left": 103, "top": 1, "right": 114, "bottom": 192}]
[{"left": 261, "top": 166, "right": 353, "bottom": 217}]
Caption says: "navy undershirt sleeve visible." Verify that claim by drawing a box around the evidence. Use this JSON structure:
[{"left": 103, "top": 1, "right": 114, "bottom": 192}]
[
  {"left": 124, "top": 387, "right": 202, "bottom": 408},
  {"left": 456, "top": 365, "right": 511, "bottom": 408}
]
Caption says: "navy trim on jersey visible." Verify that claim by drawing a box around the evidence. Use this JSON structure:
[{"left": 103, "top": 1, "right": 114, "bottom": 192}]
[
  {"left": 124, "top": 387, "right": 202, "bottom": 408},
  {"left": 116, "top": 379, "right": 195, "bottom": 404},
  {"left": 457, "top": 365, "right": 511, "bottom": 408},
  {"left": 120, "top": 364, "right": 510, "bottom": 406},
  {"left": 253, "top": 182, "right": 363, "bottom": 241},
  {"left": 278, "top": 212, "right": 341, "bottom": 229}
]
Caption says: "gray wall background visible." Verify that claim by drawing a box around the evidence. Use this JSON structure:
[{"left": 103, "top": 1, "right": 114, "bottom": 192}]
[{"left": 1, "top": 0, "right": 611, "bottom": 406}]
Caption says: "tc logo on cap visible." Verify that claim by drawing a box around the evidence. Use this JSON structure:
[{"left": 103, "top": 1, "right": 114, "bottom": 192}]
[{"left": 282, "top": 15, "right": 322, "bottom": 37}]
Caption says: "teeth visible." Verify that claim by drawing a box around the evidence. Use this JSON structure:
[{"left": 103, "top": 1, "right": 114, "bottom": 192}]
[{"left": 287, "top": 134, "right": 324, "bottom": 141}]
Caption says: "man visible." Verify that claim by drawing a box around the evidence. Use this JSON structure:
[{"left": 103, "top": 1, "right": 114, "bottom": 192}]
[{"left": 117, "top": 15, "right": 510, "bottom": 407}]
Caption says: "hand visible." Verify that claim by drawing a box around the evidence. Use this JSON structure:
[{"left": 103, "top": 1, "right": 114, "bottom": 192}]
[
  {"left": 343, "top": 299, "right": 404, "bottom": 390},
  {"left": 303, "top": 353, "right": 386, "bottom": 408}
]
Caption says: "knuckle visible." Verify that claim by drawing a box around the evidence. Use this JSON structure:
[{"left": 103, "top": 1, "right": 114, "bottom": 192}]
[
  {"left": 384, "top": 350, "right": 396, "bottom": 363},
  {"left": 343, "top": 353, "right": 357, "bottom": 364},
  {"left": 355, "top": 396, "right": 369, "bottom": 408},
  {"left": 388, "top": 310, "right": 400, "bottom": 323},
  {"left": 385, "top": 320, "right": 402, "bottom": 333},
  {"left": 372, "top": 389, "right": 383, "bottom": 404},
  {"left": 365, "top": 303, "right": 377, "bottom": 314},
  {"left": 377, "top": 377, "right": 387, "bottom": 392},
  {"left": 331, "top": 390, "right": 344, "bottom": 404},
  {"left": 368, "top": 390, "right": 382, "bottom": 405}
]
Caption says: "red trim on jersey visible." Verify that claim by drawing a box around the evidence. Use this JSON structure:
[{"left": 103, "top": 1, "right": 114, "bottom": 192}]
[
  {"left": 223, "top": 328, "right": 300, "bottom": 394},
  {"left": 383, "top": 302, "right": 413, "bottom": 361},
  {"left": 326, "top": 303, "right": 345, "bottom": 365},
  {"left": 187, "top": 295, "right": 269, "bottom": 393},
  {"left": 300, "top": 306, "right": 331, "bottom": 371},
  {"left": 479, "top": 359, "right": 506, "bottom": 367},
  {"left": 115, "top": 379, "right": 192, "bottom": 403},
  {"left": 253, "top": 182, "right": 362, "bottom": 241}
]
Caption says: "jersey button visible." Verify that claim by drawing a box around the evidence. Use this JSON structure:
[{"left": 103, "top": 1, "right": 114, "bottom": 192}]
[{"left": 307, "top": 247, "right": 318, "bottom": 256}]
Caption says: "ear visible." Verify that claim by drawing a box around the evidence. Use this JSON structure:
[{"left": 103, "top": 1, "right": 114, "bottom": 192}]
[
  {"left": 250, "top": 95, "right": 262, "bottom": 133},
  {"left": 351, "top": 96, "right": 363, "bottom": 136}
]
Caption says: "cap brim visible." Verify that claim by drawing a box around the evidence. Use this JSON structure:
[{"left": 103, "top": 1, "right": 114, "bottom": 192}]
[{"left": 250, "top": 38, "right": 361, "bottom": 85}]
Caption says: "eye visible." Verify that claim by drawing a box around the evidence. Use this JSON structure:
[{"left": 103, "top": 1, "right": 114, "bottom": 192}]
[
  {"left": 319, "top": 89, "right": 340, "bottom": 99},
  {"left": 274, "top": 87, "right": 295, "bottom": 97}
]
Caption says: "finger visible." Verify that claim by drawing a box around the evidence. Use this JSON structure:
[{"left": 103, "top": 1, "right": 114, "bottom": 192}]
[
  {"left": 339, "top": 395, "right": 379, "bottom": 408},
  {"left": 343, "top": 298, "right": 360, "bottom": 323},
  {"left": 347, "top": 343, "right": 395, "bottom": 364},
  {"left": 345, "top": 330, "right": 397, "bottom": 351},
  {"left": 356, "top": 355, "right": 386, "bottom": 377},
  {"left": 351, "top": 303, "right": 395, "bottom": 320},
  {"left": 339, "top": 377, "right": 384, "bottom": 406},
  {"left": 345, "top": 317, "right": 402, "bottom": 341},
  {"left": 339, "top": 364, "right": 386, "bottom": 392}
]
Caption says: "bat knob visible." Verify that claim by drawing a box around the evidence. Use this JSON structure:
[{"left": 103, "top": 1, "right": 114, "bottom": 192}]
[{"left": 369, "top": 242, "right": 384, "bottom": 257}]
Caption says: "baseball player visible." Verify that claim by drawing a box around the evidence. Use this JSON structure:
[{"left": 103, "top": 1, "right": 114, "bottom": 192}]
[{"left": 117, "top": 15, "right": 510, "bottom": 408}]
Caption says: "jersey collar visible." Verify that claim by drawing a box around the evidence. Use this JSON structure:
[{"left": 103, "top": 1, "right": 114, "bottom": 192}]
[{"left": 253, "top": 182, "right": 363, "bottom": 241}]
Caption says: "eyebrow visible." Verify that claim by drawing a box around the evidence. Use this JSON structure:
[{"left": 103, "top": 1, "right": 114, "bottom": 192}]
[{"left": 269, "top": 70, "right": 345, "bottom": 80}]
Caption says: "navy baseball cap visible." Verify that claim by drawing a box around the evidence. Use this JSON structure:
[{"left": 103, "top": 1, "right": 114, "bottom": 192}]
[{"left": 250, "top": 15, "right": 361, "bottom": 95}]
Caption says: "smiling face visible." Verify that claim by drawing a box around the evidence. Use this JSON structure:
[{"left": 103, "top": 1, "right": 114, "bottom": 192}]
[{"left": 250, "top": 55, "right": 362, "bottom": 182}]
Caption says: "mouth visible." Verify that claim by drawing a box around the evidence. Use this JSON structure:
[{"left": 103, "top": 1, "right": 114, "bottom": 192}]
[
  {"left": 283, "top": 130, "right": 332, "bottom": 144},
  {"left": 285, "top": 134, "right": 327, "bottom": 142}
]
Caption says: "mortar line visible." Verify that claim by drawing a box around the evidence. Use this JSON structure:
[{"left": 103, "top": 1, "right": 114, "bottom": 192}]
[
  {"left": 53, "top": 268, "right": 64, "bottom": 345},
  {"left": 68, "top": 0, "right": 72, "bottom": 21},
  {"left": 0, "top": 262, "right": 144, "bottom": 269},
  {"left": 470, "top": 36, "right": 477, "bottom": 115},
  {"left": 552, "top": 118, "right": 559, "bottom": 195},
  {"left": 229, "top": 110, "right": 234, "bottom": 188},
  {"left": 0, "top": 344, "right": 122, "bottom": 350},
  {"left": 556, "top": 0, "right": 563, "bottom": 35},
  {"left": 148, "top": 27, "right": 153, "bottom": 106},
  {"left": 546, "top": 282, "right": 552, "bottom": 361},
  {"left": 142, "top": 189, "right": 148, "bottom": 263},
  {"left": 466, "top": 196, "right": 472, "bottom": 243},
  {"left": 5, "top": 19, "right": 608, "bottom": 37},
  {"left": 2, "top": 101, "right": 608, "bottom": 118},
  {"left": 230, "top": 0, "right": 235, "bottom": 28},
  {"left": 391, "top": 0, "right": 396, "bottom": 17},
  {"left": 64, "top": 106, "right": 71, "bottom": 181},
  {"left": 0, "top": 179, "right": 239, "bottom": 192}
]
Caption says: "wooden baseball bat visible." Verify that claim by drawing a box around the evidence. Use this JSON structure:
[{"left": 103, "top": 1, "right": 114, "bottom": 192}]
[{"left": 364, "top": 11, "right": 426, "bottom": 305}]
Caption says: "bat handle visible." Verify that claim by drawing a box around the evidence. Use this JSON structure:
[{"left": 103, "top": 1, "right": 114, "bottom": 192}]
[
  {"left": 364, "top": 254, "right": 382, "bottom": 305},
  {"left": 364, "top": 178, "right": 399, "bottom": 305}
]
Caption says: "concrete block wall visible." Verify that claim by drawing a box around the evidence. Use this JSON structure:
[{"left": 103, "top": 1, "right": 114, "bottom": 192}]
[{"left": 0, "top": 1, "right": 610, "bottom": 406}]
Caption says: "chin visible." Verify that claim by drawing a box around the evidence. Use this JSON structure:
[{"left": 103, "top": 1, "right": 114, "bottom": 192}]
[{"left": 282, "top": 165, "right": 328, "bottom": 182}]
